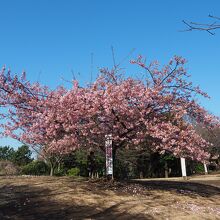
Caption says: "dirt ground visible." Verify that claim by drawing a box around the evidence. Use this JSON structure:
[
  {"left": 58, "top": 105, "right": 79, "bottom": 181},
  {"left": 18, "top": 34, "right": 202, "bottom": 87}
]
[{"left": 0, "top": 175, "right": 220, "bottom": 220}]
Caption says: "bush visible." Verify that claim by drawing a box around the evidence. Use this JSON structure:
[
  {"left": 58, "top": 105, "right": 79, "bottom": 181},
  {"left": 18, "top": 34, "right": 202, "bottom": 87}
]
[
  {"left": 67, "top": 167, "right": 80, "bottom": 176},
  {"left": 195, "top": 163, "right": 205, "bottom": 173},
  {"left": 22, "top": 160, "right": 50, "bottom": 175},
  {"left": 0, "top": 160, "right": 20, "bottom": 175},
  {"left": 54, "top": 168, "right": 65, "bottom": 176}
]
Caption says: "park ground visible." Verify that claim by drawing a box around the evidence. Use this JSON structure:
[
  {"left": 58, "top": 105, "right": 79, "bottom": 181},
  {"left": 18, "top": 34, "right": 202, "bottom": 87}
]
[{"left": 0, "top": 175, "right": 220, "bottom": 220}]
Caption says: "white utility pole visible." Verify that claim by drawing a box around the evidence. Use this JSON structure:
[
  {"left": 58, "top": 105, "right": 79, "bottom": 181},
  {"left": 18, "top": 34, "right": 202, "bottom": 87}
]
[
  {"left": 204, "top": 163, "right": 208, "bottom": 175},
  {"left": 180, "top": 157, "right": 187, "bottom": 180}
]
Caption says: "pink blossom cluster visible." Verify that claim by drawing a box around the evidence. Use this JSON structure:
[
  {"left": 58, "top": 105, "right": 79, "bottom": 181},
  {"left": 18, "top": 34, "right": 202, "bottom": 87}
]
[{"left": 0, "top": 56, "right": 219, "bottom": 161}]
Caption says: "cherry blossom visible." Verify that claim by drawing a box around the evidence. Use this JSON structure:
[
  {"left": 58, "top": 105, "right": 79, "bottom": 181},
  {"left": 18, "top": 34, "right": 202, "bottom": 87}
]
[{"left": 0, "top": 56, "right": 219, "bottom": 162}]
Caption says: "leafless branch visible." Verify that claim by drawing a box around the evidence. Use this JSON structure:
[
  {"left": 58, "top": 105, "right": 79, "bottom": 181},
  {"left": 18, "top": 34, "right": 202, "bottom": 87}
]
[
  {"left": 90, "top": 52, "right": 94, "bottom": 83},
  {"left": 60, "top": 76, "right": 73, "bottom": 85},
  {"left": 111, "top": 45, "right": 117, "bottom": 69},
  {"left": 182, "top": 15, "right": 220, "bottom": 35},
  {"left": 117, "top": 48, "right": 136, "bottom": 67},
  {"left": 209, "top": 14, "right": 220, "bottom": 21},
  {"left": 71, "top": 69, "right": 76, "bottom": 80}
]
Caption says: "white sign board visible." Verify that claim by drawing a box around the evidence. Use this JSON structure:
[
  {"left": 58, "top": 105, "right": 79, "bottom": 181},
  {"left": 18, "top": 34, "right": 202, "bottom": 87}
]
[{"left": 105, "top": 134, "right": 113, "bottom": 175}]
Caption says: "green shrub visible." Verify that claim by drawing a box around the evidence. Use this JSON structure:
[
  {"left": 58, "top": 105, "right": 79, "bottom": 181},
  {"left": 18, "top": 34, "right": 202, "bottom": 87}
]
[
  {"left": 22, "top": 160, "right": 49, "bottom": 175},
  {"left": 195, "top": 163, "right": 205, "bottom": 173},
  {"left": 67, "top": 167, "right": 80, "bottom": 176},
  {"left": 54, "top": 168, "right": 65, "bottom": 176}
]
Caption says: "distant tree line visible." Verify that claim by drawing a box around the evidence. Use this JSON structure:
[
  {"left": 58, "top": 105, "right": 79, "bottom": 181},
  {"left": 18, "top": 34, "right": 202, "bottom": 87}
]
[{"left": 0, "top": 143, "right": 219, "bottom": 178}]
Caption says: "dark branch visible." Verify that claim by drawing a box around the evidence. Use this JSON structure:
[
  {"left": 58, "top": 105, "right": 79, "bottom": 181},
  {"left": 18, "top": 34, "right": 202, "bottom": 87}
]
[{"left": 182, "top": 15, "right": 220, "bottom": 35}]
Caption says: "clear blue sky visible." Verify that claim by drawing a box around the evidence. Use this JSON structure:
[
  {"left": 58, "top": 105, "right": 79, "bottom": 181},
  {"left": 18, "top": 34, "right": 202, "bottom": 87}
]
[{"left": 0, "top": 0, "right": 220, "bottom": 147}]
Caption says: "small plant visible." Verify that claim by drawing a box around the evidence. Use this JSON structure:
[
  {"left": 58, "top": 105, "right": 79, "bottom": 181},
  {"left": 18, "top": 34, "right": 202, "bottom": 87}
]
[
  {"left": 67, "top": 167, "right": 80, "bottom": 176},
  {"left": 54, "top": 168, "right": 65, "bottom": 176},
  {"left": 195, "top": 163, "right": 205, "bottom": 173}
]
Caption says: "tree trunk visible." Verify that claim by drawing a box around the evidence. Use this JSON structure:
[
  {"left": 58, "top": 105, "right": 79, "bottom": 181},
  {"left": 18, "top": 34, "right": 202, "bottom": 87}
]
[
  {"left": 112, "top": 147, "right": 117, "bottom": 180},
  {"left": 164, "top": 160, "right": 169, "bottom": 178},
  {"left": 57, "top": 161, "right": 61, "bottom": 172},
  {"left": 50, "top": 165, "right": 54, "bottom": 176},
  {"left": 139, "top": 171, "right": 143, "bottom": 179},
  {"left": 147, "top": 161, "right": 152, "bottom": 178}
]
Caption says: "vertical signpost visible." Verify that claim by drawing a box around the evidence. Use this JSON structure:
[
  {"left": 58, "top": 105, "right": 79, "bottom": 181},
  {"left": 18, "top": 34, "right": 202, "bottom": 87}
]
[
  {"left": 105, "top": 134, "right": 113, "bottom": 180},
  {"left": 180, "top": 157, "right": 187, "bottom": 180}
]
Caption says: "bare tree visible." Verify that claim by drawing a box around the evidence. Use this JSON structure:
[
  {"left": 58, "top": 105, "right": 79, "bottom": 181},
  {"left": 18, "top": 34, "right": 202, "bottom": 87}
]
[{"left": 182, "top": 15, "right": 220, "bottom": 35}]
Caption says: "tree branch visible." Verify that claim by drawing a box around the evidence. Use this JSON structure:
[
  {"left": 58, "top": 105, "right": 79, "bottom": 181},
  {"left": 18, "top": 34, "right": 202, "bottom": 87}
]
[{"left": 182, "top": 15, "right": 220, "bottom": 35}]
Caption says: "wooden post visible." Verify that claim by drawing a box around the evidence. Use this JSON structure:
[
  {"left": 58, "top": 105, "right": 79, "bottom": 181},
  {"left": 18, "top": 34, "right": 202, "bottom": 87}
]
[
  {"left": 180, "top": 157, "right": 187, "bottom": 180},
  {"left": 204, "top": 163, "right": 208, "bottom": 175}
]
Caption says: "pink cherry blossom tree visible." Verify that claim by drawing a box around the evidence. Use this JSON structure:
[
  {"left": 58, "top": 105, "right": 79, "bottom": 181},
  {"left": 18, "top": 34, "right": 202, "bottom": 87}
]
[
  {"left": 0, "top": 67, "right": 68, "bottom": 175},
  {"left": 0, "top": 56, "right": 219, "bottom": 177}
]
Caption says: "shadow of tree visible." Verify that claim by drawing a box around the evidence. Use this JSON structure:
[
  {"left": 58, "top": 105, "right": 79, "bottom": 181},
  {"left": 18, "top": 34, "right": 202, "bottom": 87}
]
[
  {"left": 87, "top": 201, "right": 154, "bottom": 219},
  {"left": 130, "top": 180, "right": 220, "bottom": 198},
  {"left": 1, "top": 177, "right": 220, "bottom": 220},
  {"left": 0, "top": 183, "right": 153, "bottom": 220}
]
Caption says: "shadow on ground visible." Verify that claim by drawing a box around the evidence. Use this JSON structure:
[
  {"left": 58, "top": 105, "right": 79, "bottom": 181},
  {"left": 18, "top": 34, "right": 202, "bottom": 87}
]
[
  {"left": 0, "top": 182, "right": 151, "bottom": 220},
  {"left": 0, "top": 177, "right": 220, "bottom": 220},
  {"left": 130, "top": 179, "right": 220, "bottom": 198}
]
